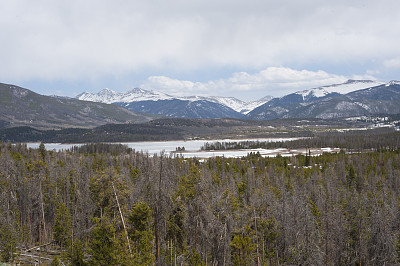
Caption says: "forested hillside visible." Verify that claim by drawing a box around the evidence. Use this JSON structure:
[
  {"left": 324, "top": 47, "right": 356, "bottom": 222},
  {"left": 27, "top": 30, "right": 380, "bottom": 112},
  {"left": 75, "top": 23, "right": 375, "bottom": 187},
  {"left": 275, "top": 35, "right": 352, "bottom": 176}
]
[
  {"left": 1, "top": 141, "right": 400, "bottom": 265},
  {"left": 0, "top": 83, "right": 154, "bottom": 130}
]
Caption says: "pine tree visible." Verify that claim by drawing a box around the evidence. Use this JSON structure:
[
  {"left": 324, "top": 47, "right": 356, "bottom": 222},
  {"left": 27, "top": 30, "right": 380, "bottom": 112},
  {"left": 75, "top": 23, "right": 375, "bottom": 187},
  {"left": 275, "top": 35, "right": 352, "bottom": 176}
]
[
  {"left": 67, "top": 238, "right": 87, "bottom": 266},
  {"left": 166, "top": 204, "right": 186, "bottom": 264},
  {"left": 88, "top": 218, "right": 121, "bottom": 266},
  {"left": 0, "top": 224, "right": 18, "bottom": 263},
  {"left": 53, "top": 202, "right": 72, "bottom": 247},
  {"left": 39, "top": 142, "right": 46, "bottom": 161},
  {"left": 127, "top": 201, "right": 155, "bottom": 265}
]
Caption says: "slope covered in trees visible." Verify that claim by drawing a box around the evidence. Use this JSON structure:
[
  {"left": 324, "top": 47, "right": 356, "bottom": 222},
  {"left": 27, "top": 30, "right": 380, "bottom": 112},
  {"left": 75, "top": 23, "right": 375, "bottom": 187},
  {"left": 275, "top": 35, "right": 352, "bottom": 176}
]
[
  {"left": 1, "top": 142, "right": 400, "bottom": 264},
  {"left": 201, "top": 129, "right": 400, "bottom": 152},
  {"left": 0, "top": 83, "right": 154, "bottom": 130},
  {"left": 0, "top": 116, "right": 376, "bottom": 143}
]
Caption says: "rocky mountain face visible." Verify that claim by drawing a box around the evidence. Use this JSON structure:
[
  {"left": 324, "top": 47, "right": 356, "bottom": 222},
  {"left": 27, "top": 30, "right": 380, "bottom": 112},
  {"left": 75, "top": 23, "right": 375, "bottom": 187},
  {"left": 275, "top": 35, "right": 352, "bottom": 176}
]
[{"left": 0, "top": 83, "right": 154, "bottom": 129}]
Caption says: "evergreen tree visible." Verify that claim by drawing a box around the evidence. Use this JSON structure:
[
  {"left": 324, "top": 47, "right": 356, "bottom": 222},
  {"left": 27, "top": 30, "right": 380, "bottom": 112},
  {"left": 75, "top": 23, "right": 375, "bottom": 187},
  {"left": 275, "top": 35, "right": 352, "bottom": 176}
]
[
  {"left": 0, "top": 224, "right": 18, "bottom": 263},
  {"left": 127, "top": 201, "right": 155, "bottom": 265},
  {"left": 53, "top": 202, "right": 72, "bottom": 247},
  {"left": 88, "top": 218, "right": 121, "bottom": 266},
  {"left": 67, "top": 238, "right": 87, "bottom": 266},
  {"left": 39, "top": 142, "right": 46, "bottom": 160}
]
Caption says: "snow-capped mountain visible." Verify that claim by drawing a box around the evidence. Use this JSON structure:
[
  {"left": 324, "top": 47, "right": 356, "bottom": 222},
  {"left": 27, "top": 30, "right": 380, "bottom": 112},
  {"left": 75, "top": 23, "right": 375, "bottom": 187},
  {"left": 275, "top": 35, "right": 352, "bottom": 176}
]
[
  {"left": 76, "top": 88, "right": 248, "bottom": 119},
  {"left": 76, "top": 88, "right": 273, "bottom": 118},
  {"left": 76, "top": 79, "right": 400, "bottom": 120},
  {"left": 76, "top": 88, "right": 175, "bottom": 104},
  {"left": 248, "top": 80, "right": 400, "bottom": 120},
  {"left": 179, "top": 96, "right": 272, "bottom": 114},
  {"left": 295, "top": 80, "right": 384, "bottom": 100}
]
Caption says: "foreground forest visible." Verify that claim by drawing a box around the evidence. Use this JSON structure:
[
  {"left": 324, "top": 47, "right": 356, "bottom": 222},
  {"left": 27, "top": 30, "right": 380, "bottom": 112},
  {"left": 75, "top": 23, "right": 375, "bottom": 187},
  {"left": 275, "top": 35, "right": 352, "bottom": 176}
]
[{"left": 1, "top": 140, "right": 400, "bottom": 265}]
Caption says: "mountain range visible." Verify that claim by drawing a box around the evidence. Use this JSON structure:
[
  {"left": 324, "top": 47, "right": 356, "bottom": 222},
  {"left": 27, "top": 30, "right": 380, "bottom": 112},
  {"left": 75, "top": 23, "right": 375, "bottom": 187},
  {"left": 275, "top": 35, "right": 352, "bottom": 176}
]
[
  {"left": 76, "top": 79, "right": 400, "bottom": 120},
  {"left": 1, "top": 80, "right": 400, "bottom": 131},
  {"left": 248, "top": 80, "right": 400, "bottom": 119},
  {"left": 77, "top": 88, "right": 273, "bottom": 117}
]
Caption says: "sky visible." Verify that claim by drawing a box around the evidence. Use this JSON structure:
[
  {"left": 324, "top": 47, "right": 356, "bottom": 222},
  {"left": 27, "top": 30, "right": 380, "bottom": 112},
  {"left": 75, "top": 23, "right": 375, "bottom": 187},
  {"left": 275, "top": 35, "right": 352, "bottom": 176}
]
[{"left": 1, "top": 0, "right": 400, "bottom": 101}]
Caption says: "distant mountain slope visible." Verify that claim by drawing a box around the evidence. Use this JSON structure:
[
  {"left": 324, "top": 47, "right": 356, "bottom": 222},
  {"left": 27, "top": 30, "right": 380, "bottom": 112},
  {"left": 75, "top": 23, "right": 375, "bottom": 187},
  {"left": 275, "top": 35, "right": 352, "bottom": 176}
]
[
  {"left": 248, "top": 81, "right": 400, "bottom": 119},
  {"left": 76, "top": 88, "right": 272, "bottom": 118},
  {"left": 115, "top": 99, "right": 245, "bottom": 119},
  {"left": 295, "top": 80, "right": 383, "bottom": 100},
  {"left": 77, "top": 88, "right": 174, "bottom": 103},
  {"left": 0, "top": 83, "right": 154, "bottom": 129},
  {"left": 75, "top": 79, "right": 400, "bottom": 120}
]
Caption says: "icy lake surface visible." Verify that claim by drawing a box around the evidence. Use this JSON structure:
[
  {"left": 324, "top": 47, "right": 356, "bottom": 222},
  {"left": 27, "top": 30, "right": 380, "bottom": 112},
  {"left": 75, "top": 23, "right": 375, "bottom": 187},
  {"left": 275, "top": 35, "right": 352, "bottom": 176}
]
[{"left": 26, "top": 138, "right": 338, "bottom": 158}]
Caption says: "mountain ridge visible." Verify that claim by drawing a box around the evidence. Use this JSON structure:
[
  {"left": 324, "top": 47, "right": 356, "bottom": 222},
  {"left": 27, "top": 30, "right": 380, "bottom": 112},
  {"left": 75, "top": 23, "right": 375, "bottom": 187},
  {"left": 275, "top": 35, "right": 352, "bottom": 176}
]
[
  {"left": 248, "top": 80, "right": 400, "bottom": 120},
  {"left": 76, "top": 87, "right": 273, "bottom": 115},
  {"left": 2, "top": 79, "right": 399, "bottom": 129},
  {"left": 76, "top": 79, "right": 383, "bottom": 118}
]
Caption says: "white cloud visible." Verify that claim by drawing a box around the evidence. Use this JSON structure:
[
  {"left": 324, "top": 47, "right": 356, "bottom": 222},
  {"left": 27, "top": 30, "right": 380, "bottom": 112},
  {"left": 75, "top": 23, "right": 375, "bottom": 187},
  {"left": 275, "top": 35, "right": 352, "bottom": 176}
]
[
  {"left": 0, "top": 0, "right": 398, "bottom": 91},
  {"left": 383, "top": 57, "right": 400, "bottom": 69},
  {"left": 141, "top": 67, "right": 375, "bottom": 100}
]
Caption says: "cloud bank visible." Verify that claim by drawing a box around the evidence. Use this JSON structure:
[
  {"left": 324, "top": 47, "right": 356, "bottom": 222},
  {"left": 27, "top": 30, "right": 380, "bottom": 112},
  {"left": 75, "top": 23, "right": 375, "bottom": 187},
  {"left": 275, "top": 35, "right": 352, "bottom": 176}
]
[{"left": 0, "top": 0, "right": 398, "bottom": 97}]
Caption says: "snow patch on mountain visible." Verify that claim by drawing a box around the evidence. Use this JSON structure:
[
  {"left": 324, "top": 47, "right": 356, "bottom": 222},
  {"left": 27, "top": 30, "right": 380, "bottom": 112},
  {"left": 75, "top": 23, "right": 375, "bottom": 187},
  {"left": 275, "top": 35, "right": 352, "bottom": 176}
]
[
  {"left": 295, "top": 80, "right": 384, "bottom": 100},
  {"left": 354, "top": 102, "right": 371, "bottom": 111},
  {"left": 238, "top": 96, "right": 274, "bottom": 114},
  {"left": 386, "top": 80, "right": 400, "bottom": 86},
  {"left": 185, "top": 96, "right": 272, "bottom": 114},
  {"left": 76, "top": 88, "right": 273, "bottom": 114},
  {"left": 77, "top": 88, "right": 175, "bottom": 104}
]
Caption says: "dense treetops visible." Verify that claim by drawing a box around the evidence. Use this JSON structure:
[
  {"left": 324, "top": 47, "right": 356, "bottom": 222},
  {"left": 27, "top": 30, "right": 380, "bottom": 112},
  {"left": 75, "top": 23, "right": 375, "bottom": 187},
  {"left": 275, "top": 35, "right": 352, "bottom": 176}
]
[{"left": 0, "top": 140, "right": 400, "bottom": 264}]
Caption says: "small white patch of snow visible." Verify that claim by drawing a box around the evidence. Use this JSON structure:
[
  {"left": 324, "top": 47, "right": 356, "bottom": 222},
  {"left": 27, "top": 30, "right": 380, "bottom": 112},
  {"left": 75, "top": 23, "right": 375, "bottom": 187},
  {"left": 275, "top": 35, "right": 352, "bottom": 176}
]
[{"left": 386, "top": 80, "right": 400, "bottom": 86}]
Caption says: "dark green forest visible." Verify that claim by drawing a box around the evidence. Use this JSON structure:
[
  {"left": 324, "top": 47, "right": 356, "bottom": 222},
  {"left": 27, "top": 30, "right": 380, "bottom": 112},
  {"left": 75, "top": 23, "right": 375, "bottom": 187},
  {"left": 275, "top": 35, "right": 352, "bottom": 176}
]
[{"left": 1, "top": 141, "right": 400, "bottom": 265}]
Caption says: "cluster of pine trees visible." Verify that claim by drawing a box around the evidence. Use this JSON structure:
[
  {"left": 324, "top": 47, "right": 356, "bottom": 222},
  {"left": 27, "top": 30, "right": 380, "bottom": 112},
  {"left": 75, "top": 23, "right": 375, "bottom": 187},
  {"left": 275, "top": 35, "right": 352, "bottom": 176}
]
[
  {"left": 202, "top": 130, "right": 400, "bottom": 152},
  {"left": 1, "top": 142, "right": 400, "bottom": 265}
]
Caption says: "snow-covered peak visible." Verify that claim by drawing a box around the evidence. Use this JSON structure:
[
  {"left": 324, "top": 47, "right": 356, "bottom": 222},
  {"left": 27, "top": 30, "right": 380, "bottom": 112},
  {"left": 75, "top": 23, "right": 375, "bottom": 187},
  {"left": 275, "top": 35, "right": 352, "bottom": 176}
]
[
  {"left": 194, "top": 96, "right": 245, "bottom": 112},
  {"left": 386, "top": 80, "right": 400, "bottom": 86},
  {"left": 295, "top": 80, "right": 384, "bottom": 100},
  {"left": 76, "top": 88, "right": 175, "bottom": 104},
  {"left": 99, "top": 88, "right": 116, "bottom": 95},
  {"left": 179, "top": 95, "right": 273, "bottom": 114},
  {"left": 238, "top": 96, "right": 274, "bottom": 114},
  {"left": 120, "top": 88, "right": 174, "bottom": 102},
  {"left": 75, "top": 87, "right": 273, "bottom": 114}
]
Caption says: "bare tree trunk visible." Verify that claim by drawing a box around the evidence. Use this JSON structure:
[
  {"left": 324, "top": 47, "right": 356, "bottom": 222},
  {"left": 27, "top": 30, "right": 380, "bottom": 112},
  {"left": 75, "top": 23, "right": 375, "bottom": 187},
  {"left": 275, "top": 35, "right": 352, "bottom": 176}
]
[
  {"left": 254, "top": 209, "right": 261, "bottom": 266},
  {"left": 112, "top": 181, "right": 132, "bottom": 257},
  {"left": 155, "top": 155, "right": 163, "bottom": 265},
  {"left": 174, "top": 238, "right": 177, "bottom": 266},
  {"left": 170, "top": 239, "right": 173, "bottom": 266},
  {"left": 39, "top": 180, "right": 47, "bottom": 243}
]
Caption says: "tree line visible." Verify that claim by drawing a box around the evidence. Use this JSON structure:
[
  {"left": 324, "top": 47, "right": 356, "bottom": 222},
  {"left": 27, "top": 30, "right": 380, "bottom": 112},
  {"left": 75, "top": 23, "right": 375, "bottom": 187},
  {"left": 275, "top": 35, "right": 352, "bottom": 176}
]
[
  {"left": 0, "top": 141, "right": 400, "bottom": 265},
  {"left": 201, "top": 129, "right": 400, "bottom": 152}
]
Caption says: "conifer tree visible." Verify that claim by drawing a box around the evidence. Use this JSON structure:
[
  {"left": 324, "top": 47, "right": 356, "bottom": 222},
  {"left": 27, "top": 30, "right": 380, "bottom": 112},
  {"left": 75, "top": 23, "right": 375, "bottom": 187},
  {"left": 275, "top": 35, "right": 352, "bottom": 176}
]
[
  {"left": 88, "top": 218, "right": 121, "bottom": 266},
  {"left": 127, "top": 201, "right": 155, "bottom": 265},
  {"left": 53, "top": 201, "right": 72, "bottom": 247}
]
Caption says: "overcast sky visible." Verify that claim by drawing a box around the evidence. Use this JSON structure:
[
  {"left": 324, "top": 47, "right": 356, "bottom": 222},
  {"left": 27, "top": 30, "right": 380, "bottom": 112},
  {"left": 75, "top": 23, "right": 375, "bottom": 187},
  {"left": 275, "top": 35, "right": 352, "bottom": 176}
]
[{"left": 1, "top": 0, "right": 400, "bottom": 101}]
